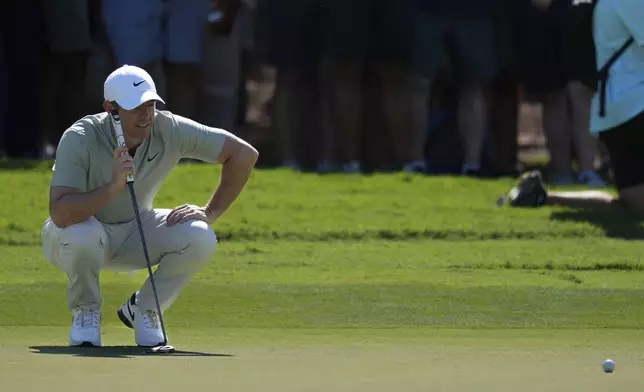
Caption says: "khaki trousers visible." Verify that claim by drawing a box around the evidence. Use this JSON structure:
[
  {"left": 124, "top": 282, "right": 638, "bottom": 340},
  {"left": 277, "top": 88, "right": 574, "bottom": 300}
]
[{"left": 41, "top": 208, "right": 218, "bottom": 312}]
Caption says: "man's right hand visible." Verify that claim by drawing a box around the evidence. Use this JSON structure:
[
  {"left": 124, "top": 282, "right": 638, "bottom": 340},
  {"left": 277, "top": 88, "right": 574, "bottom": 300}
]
[{"left": 111, "top": 146, "right": 135, "bottom": 190}]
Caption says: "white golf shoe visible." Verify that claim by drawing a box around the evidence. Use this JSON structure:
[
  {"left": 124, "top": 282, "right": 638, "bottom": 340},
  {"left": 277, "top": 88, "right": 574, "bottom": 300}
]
[
  {"left": 117, "top": 293, "right": 166, "bottom": 347},
  {"left": 69, "top": 307, "right": 101, "bottom": 347}
]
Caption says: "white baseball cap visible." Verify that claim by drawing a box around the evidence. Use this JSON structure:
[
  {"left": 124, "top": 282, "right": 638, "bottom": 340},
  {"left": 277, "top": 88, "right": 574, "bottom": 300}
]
[{"left": 104, "top": 65, "right": 165, "bottom": 110}]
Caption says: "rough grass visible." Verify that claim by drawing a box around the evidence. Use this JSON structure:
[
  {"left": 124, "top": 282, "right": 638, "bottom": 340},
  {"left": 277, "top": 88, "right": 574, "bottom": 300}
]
[{"left": 0, "top": 163, "right": 642, "bottom": 331}]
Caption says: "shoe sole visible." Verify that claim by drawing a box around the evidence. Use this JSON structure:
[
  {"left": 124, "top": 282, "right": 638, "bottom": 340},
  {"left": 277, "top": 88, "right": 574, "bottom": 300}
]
[
  {"left": 70, "top": 341, "right": 101, "bottom": 347},
  {"left": 137, "top": 341, "right": 166, "bottom": 348}
]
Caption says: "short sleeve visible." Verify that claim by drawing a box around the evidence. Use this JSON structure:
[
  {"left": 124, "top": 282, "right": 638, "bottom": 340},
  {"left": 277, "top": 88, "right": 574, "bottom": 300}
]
[
  {"left": 50, "top": 129, "right": 89, "bottom": 191},
  {"left": 174, "top": 114, "right": 228, "bottom": 163},
  {"left": 615, "top": 0, "right": 644, "bottom": 46}
]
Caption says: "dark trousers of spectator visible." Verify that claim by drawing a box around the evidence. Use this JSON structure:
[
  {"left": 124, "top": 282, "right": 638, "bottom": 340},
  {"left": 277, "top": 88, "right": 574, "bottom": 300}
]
[
  {"left": 487, "top": 0, "right": 520, "bottom": 176},
  {"left": 40, "top": 49, "right": 91, "bottom": 148},
  {"left": 360, "top": 66, "right": 398, "bottom": 171},
  {"left": 0, "top": 0, "right": 43, "bottom": 158},
  {"left": 273, "top": 62, "right": 329, "bottom": 170},
  {"left": 488, "top": 67, "right": 519, "bottom": 175}
]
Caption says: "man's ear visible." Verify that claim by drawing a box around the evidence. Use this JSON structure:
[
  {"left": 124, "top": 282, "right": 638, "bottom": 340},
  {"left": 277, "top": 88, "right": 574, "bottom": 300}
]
[{"left": 103, "top": 101, "right": 119, "bottom": 116}]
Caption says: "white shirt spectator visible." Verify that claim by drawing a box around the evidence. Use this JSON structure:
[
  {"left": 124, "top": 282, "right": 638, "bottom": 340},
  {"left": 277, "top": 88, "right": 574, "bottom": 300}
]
[{"left": 590, "top": 0, "right": 644, "bottom": 134}]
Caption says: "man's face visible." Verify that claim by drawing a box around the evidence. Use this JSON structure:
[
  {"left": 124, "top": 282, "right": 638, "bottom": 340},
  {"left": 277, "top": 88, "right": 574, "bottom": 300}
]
[{"left": 112, "top": 100, "right": 156, "bottom": 147}]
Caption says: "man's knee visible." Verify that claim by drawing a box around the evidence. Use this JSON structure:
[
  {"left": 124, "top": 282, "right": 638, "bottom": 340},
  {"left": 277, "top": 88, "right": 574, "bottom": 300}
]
[
  {"left": 180, "top": 220, "right": 218, "bottom": 262},
  {"left": 55, "top": 218, "right": 108, "bottom": 268}
]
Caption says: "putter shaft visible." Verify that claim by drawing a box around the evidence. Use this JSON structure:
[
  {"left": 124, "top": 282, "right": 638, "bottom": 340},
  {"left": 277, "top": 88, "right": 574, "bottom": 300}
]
[{"left": 126, "top": 181, "right": 170, "bottom": 345}]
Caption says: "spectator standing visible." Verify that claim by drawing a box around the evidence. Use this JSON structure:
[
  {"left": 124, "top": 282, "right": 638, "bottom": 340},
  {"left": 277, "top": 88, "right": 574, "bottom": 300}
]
[
  {"left": 0, "top": 0, "right": 44, "bottom": 158},
  {"left": 263, "top": 0, "right": 368, "bottom": 173},
  {"left": 516, "top": 0, "right": 605, "bottom": 186},
  {"left": 487, "top": 0, "right": 522, "bottom": 177},
  {"left": 364, "top": 0, "right": 415, "bottom": 172},
  {"left": 40, "top": 0, "right": 93, "bottom": 157},
  {"left": 410, "top": 0, "right": 499, "bottom": 176},
  {"left": 323, "top": 0, "right": 369, "bottom": 173},
  {"left": 101, "top": 0, "right": 210, "bottom": 120},
  {"left": 505, "top": 0, "right": 644, "bottom": 212}
]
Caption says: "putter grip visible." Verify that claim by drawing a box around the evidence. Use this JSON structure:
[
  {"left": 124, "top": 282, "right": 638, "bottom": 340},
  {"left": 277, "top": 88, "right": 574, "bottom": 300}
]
[{"left": 111, "top": 115, "right": 134, "bottom": 183}]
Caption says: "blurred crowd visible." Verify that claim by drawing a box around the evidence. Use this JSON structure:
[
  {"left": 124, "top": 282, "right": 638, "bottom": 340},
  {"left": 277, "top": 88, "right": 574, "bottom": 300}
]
[{"left": 0, "top": 0, "right": 609, "bottom": 185}]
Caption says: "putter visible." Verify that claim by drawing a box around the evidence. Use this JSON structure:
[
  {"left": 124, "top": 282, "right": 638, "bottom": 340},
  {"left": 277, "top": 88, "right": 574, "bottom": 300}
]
[{"left": 110, "top": 108, "right": 175, "bottom": 354}]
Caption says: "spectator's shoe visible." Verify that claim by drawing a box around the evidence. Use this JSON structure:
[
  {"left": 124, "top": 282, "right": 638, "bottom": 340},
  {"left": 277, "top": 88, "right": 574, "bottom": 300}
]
[
  {"left": 69, "top": 307, "right": 101, "bottom": 347},
  {"left": 462, "top": 164, "right": 483, "bottom": 178},
  {"left": 343, "top": 161, "right": 362, "bottom": 174},
  {"left": 463, "top": 169, "right": 481, "bottom": 177},
  {"left": 496, "top": 170, "right": 548, "bottom": 208},
  {"left": 551, "top": 174, "right": 576, "bottom": 186},
  {"left": 578, "top": 171, "right": 607, "bottom": 187},
  {"left": 117, "top": 293, "right": 165, "bottom": 347},
  {"left": 282, "top": 161, "right": 300, "bottom": 171},
  {"left": 316, "top": 161, "right": 340, "bottom": 174},
  {"left": 403, "top": 161, "right": 426, "bottom": 173}
]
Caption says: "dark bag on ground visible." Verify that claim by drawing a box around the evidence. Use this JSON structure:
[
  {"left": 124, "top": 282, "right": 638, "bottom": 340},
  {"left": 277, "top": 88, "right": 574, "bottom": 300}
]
[{"left": 497, "top": 170, "right": 548, "bottom": 208}]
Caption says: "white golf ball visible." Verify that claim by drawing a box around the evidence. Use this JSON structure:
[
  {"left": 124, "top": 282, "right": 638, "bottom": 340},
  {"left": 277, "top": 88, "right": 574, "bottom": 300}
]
[{"left": 603, "top": 359, "right": 615, "bottom": 373}]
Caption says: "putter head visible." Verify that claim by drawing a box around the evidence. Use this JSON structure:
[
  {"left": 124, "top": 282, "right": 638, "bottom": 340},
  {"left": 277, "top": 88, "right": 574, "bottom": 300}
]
[{"left": 145, "top": 344, "right": 175, "bottom": 354}]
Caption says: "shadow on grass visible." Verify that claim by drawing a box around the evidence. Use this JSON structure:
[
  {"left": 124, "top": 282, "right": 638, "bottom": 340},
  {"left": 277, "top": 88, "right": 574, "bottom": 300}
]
[
  {"left": 29, "top": 345, "right": 234, "bottom": 359},
  {"left": 550, "top": 210, "right": 644, "bottom": 240}
]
